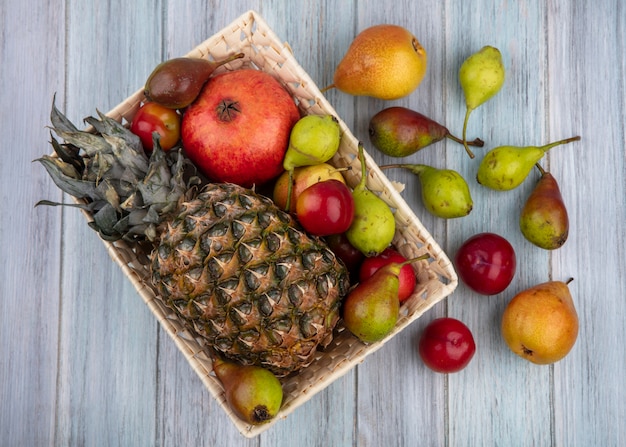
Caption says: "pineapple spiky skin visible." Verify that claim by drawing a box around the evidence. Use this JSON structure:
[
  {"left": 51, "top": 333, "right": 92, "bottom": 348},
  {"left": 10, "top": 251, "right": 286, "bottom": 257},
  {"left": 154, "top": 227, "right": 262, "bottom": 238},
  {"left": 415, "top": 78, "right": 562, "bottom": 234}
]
[
  {"left": 37, "top": 98, "right": 350, "bottom": 377},
  {"left": 152, "top": 183, "right": 350, "bottom": 376}
]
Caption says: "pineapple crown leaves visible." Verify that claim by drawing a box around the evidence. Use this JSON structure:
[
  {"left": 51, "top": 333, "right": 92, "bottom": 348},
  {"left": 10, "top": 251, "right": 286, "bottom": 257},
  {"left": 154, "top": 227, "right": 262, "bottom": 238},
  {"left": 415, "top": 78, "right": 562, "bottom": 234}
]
[{"left": 35, "top": 97, "right": 200, "bottom": 243}]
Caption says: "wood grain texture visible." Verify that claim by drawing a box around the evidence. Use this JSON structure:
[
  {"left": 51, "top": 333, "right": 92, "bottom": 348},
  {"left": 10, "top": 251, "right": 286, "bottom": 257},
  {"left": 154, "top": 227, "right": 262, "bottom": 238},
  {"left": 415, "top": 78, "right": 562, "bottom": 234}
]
[{"left": 1, "top": 1, "right": 625, "bottom": 446}]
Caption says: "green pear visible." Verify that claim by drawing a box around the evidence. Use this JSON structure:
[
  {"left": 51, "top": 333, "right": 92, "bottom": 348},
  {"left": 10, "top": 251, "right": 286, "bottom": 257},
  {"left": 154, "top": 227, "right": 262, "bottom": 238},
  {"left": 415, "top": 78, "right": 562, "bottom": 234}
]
[
  {"left": 213, "top": 357, "right": 283, "bottom": 425},
  {"left": 345, "top": 144, "right": 396, "bottom": 256},
  {"left": 459, "top": 46, "right": 505, "bottom": 158},
  {"left": 476, "top": 136, "right": 580, "bottom": 191},
  {"left": 381, "top": 164, "right": 473, "bottom": 218},
  {"left": 282, "top": 114, "right": 341, "bottom": 210},
  {"left": 520, "top": 164, "right": 569, "bottom": 249}
]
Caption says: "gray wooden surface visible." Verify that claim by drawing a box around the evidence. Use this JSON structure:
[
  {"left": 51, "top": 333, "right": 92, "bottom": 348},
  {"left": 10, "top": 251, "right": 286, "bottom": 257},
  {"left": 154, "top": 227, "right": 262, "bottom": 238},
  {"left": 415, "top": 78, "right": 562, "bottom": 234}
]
[{"left": 2, "top": 1, "right": 625, "bottom": 446}]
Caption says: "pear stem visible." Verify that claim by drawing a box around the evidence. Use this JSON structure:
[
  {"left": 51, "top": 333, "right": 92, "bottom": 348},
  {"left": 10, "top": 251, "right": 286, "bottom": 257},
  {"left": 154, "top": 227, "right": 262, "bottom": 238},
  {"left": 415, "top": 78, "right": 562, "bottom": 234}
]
[
  {"left": 379, "top": 163, "right": 427, "bottom": 176},
  {"left": 215, "top": 52, "right": 245, "bottom": 68},
  {"left": 534, "top": 163, "right": 546, "bottom": 176},
  {"left": 565, "top": 277, "right": 574, "bottom": 285},
  {"left": 447, "top": 133, "right": 485, "bottom": 147},
  {"left": 402, "top": 253, "right": 431, "bottom": 266},
  {"left": 540, "top": 135, "right": 581, "bottom": 152},
  {"left": 356, "top": 143, "right": 367, "bottom": 189},
  {"left": 461, "top": 107, "right": 476, "bottom": 159},
  {"left": 285, "top": 169, "right": 295, "bottom": 212},
  {"left": 320, "top": 84, "right": 335, "bottom": 94}
]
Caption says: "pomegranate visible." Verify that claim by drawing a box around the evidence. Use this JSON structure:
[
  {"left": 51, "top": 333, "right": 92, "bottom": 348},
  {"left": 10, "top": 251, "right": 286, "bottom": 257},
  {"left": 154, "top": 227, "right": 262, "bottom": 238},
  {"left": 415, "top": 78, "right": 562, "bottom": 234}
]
[{"left": 182, "top": 69, "right": 300, "bottom": 187}]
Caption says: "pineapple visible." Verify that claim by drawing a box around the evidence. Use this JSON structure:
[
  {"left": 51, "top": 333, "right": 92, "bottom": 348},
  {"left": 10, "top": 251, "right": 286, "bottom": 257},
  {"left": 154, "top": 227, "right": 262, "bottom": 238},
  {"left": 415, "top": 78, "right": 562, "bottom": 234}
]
[{"left": 37, "top": 100, "right": 350, "bottom": 377}]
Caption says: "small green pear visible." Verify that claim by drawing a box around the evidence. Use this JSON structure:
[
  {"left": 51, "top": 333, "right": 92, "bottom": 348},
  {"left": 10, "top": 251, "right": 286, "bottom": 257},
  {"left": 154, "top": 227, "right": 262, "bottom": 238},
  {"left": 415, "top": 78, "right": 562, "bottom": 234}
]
[
  {"left": 477, "top": 136, "right": 580, "bottom": 191},
  {"left": 520, "top": 164, "right": 569, "bottom": 249},
  {"left": 282, "top": 114, "right": 341, "bottom": 209},
  {"left": 345, "top": 144, "right": 396, "bottom": 256},
  {"left": 459, "top": 46, "right": 505, "bottom": 158},
  {"left": 381, "top": 164, "right": 473, "bottom": 218},
  {"left": 213, "top": 357, "right": 283, "bottom": 425}
]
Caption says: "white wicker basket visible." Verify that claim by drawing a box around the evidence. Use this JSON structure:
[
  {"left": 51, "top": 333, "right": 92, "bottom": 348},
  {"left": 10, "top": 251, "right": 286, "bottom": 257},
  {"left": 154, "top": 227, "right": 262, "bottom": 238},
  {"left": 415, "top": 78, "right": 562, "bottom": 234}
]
[{"left": 95, "top": 10, "right": 457, "bottom": 437}]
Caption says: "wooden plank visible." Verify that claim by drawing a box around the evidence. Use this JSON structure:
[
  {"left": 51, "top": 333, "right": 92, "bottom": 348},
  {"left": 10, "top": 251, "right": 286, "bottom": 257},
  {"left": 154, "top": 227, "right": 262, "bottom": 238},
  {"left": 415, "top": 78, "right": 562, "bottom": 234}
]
[
  {"left": 444, "top": 2, "right": 554, "bottom": 445},
  {"left": 0, "top": 1, "right": 66, "bottom": 446},
  {"left": 548, "top": 1, "right": 626, "bottom": 445},
  {"left": 52, "top": 1, "right": 164, "bottom": 445},
  {"left": 349, "top": 3, "right": 449, "bottom": 446}
]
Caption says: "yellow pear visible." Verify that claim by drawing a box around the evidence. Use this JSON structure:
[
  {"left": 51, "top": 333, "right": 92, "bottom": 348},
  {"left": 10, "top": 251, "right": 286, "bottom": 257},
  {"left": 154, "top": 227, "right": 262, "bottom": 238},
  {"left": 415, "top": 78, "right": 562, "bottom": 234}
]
[
  {"left": 501, "top": 279, "right": 578, "bottom": 364},
  {"left": 324, "top": 24, "right": 427, "bottom": 100}
]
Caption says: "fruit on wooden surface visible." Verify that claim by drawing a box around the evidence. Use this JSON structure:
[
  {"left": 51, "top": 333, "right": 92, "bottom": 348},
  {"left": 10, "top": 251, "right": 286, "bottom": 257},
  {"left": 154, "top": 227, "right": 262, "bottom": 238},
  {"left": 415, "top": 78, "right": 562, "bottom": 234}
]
[
  {"left": 182, "top": 69, "right": 300, "bottom": 188},
  {"left": 282, "top": 114, "right": 341, "bottom": 209},
  {"left": 144, "top": 53, "right": 244, "bottom": 109},
  {"left": 37, "top": 100, "right": 350, "bottom": 377},
  {"left": 381, "top": 163, "right": 473, "bottom": 219},
  {"left": 343, "top": 262, "right": 404, "bottom": 343},
  {"left": 520, "top": 164, "right": 569, "bottom": 250},
  {"left": 501, "top": 279, "right": 578, "bottom": 364},
  {"left": 345, "top": 144, "right": 396, "bottom": 257},
  {"left": 272, "top": 162, "right": 346, "bottom": 213},
  {"left": 295, "top": 179, "right": 355, "bottom": 236},
  {"left": 130, "top": 102, "right": 181, "bottom": 152},
  {"left": 459, "top": 46, "right": 505, "bottom": 158},
  {"left": 359, "top": 248, "right": 416, "bottom": 303},
  {"left": 454, "top": 232, "right": 516, "bottom": 295},
  {"left": 324, "top": 24, "right": 427, "bottom": 100},
  {"left": 213, "top": 357, "right": 283, "bottom": 425},
  {"left": 476, "top": 136, "right": 580, "bottom": 191},
  {"left": 418, "top": 317, "right": 476, "bottom": 373},
  {"left": 368, "top": 107, "right": 484, "bottom": 157}
]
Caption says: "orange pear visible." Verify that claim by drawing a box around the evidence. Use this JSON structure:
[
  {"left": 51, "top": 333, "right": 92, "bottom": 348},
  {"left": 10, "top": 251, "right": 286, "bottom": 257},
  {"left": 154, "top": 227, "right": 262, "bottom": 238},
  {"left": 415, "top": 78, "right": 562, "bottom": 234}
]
[
  {"left": 324, "top": 25, "right": 427, "bottom": 100},
  {"left": 501, "top": 279, "right": 578, "bottom": 364}
]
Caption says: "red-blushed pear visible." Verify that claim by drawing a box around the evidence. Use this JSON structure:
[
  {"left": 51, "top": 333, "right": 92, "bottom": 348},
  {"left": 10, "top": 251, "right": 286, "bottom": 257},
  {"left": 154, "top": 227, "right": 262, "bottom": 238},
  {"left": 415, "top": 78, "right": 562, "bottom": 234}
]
[
  {"left": 182, "top": 69, "right": 300, "bottom": 188},
  {"left": 212, "top": 356, "right": 283, "bottom": 425},
  {"left": 520, "top": 164, "right": 569, "bottom": 250}
]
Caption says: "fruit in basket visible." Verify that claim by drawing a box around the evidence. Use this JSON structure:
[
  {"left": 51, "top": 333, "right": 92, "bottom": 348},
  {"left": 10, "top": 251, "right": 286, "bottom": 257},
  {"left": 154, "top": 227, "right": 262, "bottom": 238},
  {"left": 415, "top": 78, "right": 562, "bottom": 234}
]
[
  {"left": 323, "top": 24, "right": 427, "bottom": 100},
  {"left": 454, "top": 232, "right": 516, "bottom": 295},
  {"left": 418, "top": 317, "right": 476, "bottom": 373},
  {"left": 342, "top": 262, "right": 404, "bottom": 343},
  {"left": 359, "top": 248, "right": 416, "bottom": 303},
  {"left": 501, "top": 279, "right": 578, "bottom": 364},
  {"left": 144, "top": 52, "right": 244, "bottom": 109},
  {"left": 476, "top": 136, "right": 581, "bottom": 191},
  {"left": 213, "top": 357, "right": 283, "bottom": 425},
  {"left": 368, "top": 107, "right": 484, "bottom": 157},
  {"left": 273, "top": 162, "right": 346, "bottom": 212},
  {"left": 182, "top": 69, "right": 300, "bottom": 188},
  {"left": 37, "top": 100, "right": 350, "bottom": 377},
  {"left": 380, "top": 163, "right": 473, "bottom": 219},
  {"left": 325, "top": 233, "right": 365, "bottom": 281},
  {"left": 295, "top": 180, "right": 355, "bottom": 236},
  {"left": 345, "top": 144, "right": 396, "bottom": 256},
  {"left": 459, "top": 46, "right": 505, "bottom": 158},
  {"left": 130, "top": 102, "right": 181, "bottom": 152},
  {"left": 520, "top": 164, "right": 569, "bottom": 250},
  {"left": 282, "top": 115, "right": 341, "bottom": 210}
]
